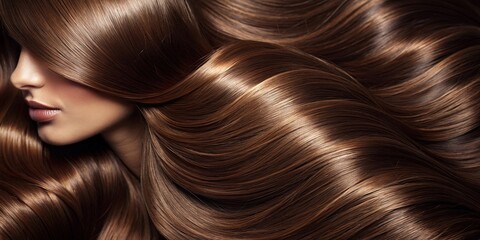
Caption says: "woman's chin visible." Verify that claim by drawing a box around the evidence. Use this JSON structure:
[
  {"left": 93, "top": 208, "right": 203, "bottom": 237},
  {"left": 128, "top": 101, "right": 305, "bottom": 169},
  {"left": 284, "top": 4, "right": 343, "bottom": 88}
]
[{"left": 37, "top": 128, "right": 87, "bottom": 146}]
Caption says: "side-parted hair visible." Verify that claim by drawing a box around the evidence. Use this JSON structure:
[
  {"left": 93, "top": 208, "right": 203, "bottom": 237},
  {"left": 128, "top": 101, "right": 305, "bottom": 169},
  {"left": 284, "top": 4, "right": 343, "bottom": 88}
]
[{"left": 0, "top": 0, "right": 479, "bottom": 239}]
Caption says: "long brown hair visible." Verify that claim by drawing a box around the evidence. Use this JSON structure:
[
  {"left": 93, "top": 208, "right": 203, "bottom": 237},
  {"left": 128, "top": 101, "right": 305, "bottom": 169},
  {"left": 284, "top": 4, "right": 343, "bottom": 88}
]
[
  {"left": 194, "top": 0, "right": 480, "bottom": 186},
  {"left": 1, "top": 0, "right": 479, "bottom": 239}
]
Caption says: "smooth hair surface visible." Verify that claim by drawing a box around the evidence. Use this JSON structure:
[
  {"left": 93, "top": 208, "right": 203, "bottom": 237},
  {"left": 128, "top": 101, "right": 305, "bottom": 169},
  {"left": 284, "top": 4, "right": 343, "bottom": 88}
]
[
  {"left": 194, "top": 0, "right": 480, "bottom": 190},
  {"left": 1, "top": 0, "right": 211, "bottom": 100},
  {"left": 1, "top": 0, "right": 480, "bottom": 239},
  {"left": 141, "top": 41, "right": 480, "bottom": 239}
]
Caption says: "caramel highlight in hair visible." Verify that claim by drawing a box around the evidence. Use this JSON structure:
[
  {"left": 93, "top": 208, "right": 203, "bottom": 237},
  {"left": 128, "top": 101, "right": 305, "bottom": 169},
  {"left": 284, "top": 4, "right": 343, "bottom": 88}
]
[{"left": 0, "top": 0, "right": 479, "bottom": 239}]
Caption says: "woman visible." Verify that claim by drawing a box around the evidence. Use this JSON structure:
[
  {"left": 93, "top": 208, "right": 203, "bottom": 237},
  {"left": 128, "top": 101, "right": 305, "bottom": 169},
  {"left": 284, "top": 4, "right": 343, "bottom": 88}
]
[{"left": 1, "top": 0, "right": 479, "bottom": 239}]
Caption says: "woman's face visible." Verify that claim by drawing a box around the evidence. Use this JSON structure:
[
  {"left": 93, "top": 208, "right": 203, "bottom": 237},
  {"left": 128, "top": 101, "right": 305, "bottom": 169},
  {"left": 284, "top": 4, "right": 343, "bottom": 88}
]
[{"left": 10, "top": 48, "right": 135, "bottom": 145}]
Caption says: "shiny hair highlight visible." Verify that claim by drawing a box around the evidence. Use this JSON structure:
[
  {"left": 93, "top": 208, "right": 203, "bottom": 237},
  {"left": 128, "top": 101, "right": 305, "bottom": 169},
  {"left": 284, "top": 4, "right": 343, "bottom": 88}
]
[{"left": 0, "top": 0, "right": 479, "bottom": 239}]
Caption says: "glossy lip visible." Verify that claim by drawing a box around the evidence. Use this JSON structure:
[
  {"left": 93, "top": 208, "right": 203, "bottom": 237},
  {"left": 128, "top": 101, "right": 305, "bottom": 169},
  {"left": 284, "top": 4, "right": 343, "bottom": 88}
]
[{"left": 26, "top": 100, "right": 61, "bottom": 122}]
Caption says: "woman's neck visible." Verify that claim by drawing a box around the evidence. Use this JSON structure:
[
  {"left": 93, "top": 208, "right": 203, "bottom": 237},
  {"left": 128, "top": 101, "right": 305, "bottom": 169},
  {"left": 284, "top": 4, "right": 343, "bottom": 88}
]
[{"left": 102, "top": 112, "right": 144, "bottom": 176}]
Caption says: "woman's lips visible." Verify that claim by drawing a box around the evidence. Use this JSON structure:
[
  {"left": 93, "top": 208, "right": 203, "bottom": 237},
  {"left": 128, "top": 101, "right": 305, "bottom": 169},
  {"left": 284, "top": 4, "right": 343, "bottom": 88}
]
[
  {"left": 26, "top": 100, "right": 61, "bottom": 122},
  {"left": 28, "top": 108, "right": 61, "bottom": 122}
]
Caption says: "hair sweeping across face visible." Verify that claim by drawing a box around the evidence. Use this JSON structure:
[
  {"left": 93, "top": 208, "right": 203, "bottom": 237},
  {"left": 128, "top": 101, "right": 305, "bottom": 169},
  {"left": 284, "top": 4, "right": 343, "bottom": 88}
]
[
  {"left": 0, "top": 0, "right": 480, "bottom": 239},
  {"left": 1, "top": 0, "right": 211, "bottom": 101}
]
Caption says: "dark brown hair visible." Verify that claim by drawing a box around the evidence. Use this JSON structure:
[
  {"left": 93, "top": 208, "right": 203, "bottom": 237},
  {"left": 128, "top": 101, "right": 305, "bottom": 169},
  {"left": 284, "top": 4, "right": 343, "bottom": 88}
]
[
  {"left": 195, "top": 0, "right": 480, "bottom": 189},
  {"left": 1, "top": 0, "right": 479, "bottom": 239}
]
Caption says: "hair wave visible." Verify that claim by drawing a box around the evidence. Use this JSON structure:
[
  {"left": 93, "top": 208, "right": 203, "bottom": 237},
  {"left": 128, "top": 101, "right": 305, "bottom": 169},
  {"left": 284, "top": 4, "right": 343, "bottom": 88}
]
[
  {"left": 195, "top": 0, "right": 480, "bottom": 188},
  {"left": 1, "top": 0, "right": 479, "bottom": 239}
]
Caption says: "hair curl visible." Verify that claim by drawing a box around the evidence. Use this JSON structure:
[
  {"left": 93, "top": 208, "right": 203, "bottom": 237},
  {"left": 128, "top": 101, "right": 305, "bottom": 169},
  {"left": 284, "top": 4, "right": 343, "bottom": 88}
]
[
  {"left": 1, "top": 0, "right": 479, "bottom": 239},
  {"left": 194, "top": 0, "right": 480, "bottom": 186}
]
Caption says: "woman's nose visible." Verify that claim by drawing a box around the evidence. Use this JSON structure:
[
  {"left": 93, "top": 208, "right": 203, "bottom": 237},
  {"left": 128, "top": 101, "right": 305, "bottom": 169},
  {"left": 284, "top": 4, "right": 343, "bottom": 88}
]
[{"left": 10, "top": 49, "right": 46, "bottom": 90}]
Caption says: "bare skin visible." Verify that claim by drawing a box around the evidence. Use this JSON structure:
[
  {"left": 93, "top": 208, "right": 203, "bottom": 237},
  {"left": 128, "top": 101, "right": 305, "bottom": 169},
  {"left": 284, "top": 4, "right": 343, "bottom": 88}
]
[{"left": 102, "top": 111, "right": 144, "bottom": 176}]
